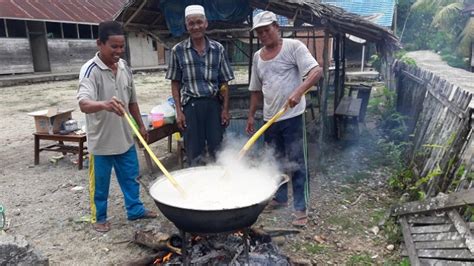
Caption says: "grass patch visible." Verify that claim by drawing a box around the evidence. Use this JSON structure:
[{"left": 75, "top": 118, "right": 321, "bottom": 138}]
[
  {"left": 343, "top": 171, "right": 370, "bottom": 183},
  {"left": 347, "top": 252, "right": 373, "bottom": 265},
  {"left": 369, "top": 209, "right": 386, "bottom": 227},
  {"left": 327, "top": 214, "right": 364, "bottom": 232},
  {"left": 294, "top": 243, "right": 329, "bottom": 255}
]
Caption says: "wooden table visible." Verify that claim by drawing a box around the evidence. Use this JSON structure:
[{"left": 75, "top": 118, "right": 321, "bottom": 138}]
[
  {"left": 33, "top": 133, "right": 88, "bottom": 170},
  {"left": 136, "top": 123, "right": 181, "bottom": 174},
  {"left": 335, "top": 96, "right": 362, "bottom": 140}
]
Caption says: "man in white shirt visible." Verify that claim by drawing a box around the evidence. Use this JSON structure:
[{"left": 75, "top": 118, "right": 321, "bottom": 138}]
[{"left": 246, "top": 11, "right": 323, "bottom": 227}]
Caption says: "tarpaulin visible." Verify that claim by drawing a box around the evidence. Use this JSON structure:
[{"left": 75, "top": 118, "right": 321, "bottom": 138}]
[{"left": 159, "top": 0, "right": 252, "bottom": 36}]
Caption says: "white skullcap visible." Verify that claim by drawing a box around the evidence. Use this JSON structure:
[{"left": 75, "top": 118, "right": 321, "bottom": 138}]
[{"left": 185, "top": 5, "right": 205, "bottom": 17}]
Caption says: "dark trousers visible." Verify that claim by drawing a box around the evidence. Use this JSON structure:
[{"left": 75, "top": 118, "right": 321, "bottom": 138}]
[
  {"left": 183, "top": 97, "right": 223, "bottom": 166},
  {"left": 264, "top": 114, "right": 309, "bottom": 211}
]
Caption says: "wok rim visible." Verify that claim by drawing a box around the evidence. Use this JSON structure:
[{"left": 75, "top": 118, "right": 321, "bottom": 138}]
[{"left": 149, "top": 165, "right": 285, "bottom": 211}]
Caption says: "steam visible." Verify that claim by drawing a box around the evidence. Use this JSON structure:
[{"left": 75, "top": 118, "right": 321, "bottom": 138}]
[{"left": 213, "top": 133, "right": 281, "bottom": 178}]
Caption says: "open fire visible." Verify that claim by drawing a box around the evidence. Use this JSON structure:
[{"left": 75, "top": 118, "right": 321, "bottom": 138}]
[{"left": 130, "top": 227, "right": 295, "bottom": 265}]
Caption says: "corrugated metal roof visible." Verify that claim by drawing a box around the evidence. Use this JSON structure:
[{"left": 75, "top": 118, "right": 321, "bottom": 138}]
[
  {"left": 0, "top": 0, "right": 127, "bottom": 24},
  {"left": 321, "top": 0, "right": 395, "bottom": 27}
]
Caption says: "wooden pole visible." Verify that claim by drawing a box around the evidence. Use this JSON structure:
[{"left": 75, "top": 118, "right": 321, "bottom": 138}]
[
  {"left": 319, "top": 30, "right": 330, "bottom": 162},
  {"left": 334, "top": 33, "right": 340, "bottom": 138}
]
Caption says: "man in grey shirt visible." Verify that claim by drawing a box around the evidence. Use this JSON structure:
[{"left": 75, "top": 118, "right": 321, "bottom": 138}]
[
  {"left": 77, "top": 21, "right": 156, "bottom": 233},
  {"left": 246, "top": 11, "right": 323, "bottom": 227}
]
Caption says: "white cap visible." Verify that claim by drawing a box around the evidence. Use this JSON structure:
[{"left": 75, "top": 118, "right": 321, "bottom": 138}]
[
  {"left": 251, "top": 11, "right": 277, "bottom": 31},
  {"left": 185, "top": 5, "right": 205, "bottom": 17}
]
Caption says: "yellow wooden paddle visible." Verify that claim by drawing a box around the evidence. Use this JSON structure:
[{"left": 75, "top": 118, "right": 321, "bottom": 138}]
[
  {"left": 238, "top": 87, "right": 314, "bottom": 160},
  {"left": 120, "top": 106, "right": 186, "bottom": 196},
  {"left": 238, "top": 104, "right": 289, "bottom": 160}
]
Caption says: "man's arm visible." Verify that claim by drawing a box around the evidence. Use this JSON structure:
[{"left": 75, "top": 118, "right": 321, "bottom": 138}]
[
  {"left": 245, "top": 91, "right": 263, "bottom": 135},
  {"left": 287, "top": 65, "right": 323, "bottom": 108},
  {"left": 220, "top": 83, "right": 230, "bottom": 127},
  {"left": 79, "top": 97, "right": 125, "bottom": 116},
  {"left": 171, "top": 80, "right": 186, "bottom": 130}
]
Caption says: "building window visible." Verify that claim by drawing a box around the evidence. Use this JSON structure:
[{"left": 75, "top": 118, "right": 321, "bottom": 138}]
[
  {"left": 92, "top": 25, "right": 98, "bottom": 39},
  {"left": 46, "top": 22, "right": 62, "bottom": 38},
  {"left": 62, "top": 23, "right": 78, "bottom": 39},
  {"left": 6, "top": 19, "right": 27, "bottom": 38},
  {"left": 78, "top": 24, "right": 92, "bottom": 39},
  {"left": 0, "top": 19, "right": 6, "bottom": 37}
]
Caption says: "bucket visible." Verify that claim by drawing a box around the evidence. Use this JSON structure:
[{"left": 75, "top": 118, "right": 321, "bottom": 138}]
[{"left": 150, "top": 112, "right": 164, "bottom": 128}]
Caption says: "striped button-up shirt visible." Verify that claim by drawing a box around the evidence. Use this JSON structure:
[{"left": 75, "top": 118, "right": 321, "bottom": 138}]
[{"left": 166, "top": 37, "right": 234, "bottom": 105}]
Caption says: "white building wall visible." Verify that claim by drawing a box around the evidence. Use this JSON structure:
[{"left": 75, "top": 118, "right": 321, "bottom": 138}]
[
  {"left": 127, "top": 32, "right": 158, "bottom": 68},
  {"left": 0, "top": 38, "right": 34, "bottom": 74}
]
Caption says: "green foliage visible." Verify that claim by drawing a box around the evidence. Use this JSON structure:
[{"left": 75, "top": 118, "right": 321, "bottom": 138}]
[
  {"left": 384, "top": 217, "right": 403, "bottom": 244},
  {"left": 369, "top": 54, "right": 382, "bottom": 71},
  {"left": 397, "top": 0, "right": 472, "bottom": 69}
]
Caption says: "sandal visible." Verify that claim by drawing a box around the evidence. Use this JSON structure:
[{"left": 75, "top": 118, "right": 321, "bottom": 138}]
[
  {"left": 93, "top": 221, "right": 111, "bottom": 233},
  {"left": 292, "top": 211, "right": 308, "bottom": 227},
  {"left": 264, "top": 200, "right": 288, "bottom": 213},
  {"left": 128, "top": 210, "right": 158, "bottom": 221}
]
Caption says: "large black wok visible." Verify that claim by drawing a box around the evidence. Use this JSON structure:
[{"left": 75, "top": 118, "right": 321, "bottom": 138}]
[{"left": 149, "top": 166, "right": 288, "bottom": 234}]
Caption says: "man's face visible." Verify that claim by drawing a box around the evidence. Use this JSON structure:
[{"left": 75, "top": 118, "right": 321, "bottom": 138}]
[
  {"left": 97, "top": 35, "right": 125, "bottom": 65},
  {"left": 255, "top": 23, "right": 279, "bottom": 47},
  {"left": 185, "top": 15, "right": 208, "bottom": 39}
]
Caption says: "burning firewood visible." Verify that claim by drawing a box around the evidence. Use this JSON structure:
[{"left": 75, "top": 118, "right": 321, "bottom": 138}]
[{"left": 132, "top": 230, "right": 182, "bottom": 255}]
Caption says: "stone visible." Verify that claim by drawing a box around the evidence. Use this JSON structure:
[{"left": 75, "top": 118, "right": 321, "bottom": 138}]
[{"left": 0, "top": 233, "right": 49, "bottom": 265}]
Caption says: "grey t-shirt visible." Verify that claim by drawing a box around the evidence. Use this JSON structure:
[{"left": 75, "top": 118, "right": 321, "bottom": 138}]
[
  {"left": 77, "top": 53, "right": 137, "bottom": 155},
  {"left": 249, "top": 39, "right": 319, "bottom": 121}
]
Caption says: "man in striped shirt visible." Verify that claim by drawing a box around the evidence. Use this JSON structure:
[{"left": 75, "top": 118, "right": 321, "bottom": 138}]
[{"left": 166, "top": 5, "right": 234, "bottom": 166}]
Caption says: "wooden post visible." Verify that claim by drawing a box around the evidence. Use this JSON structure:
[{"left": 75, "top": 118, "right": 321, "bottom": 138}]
[
  {"left": 341, "top": 36, "right": 346, "bottom": 100},
  {"left": 248, "top": 12, "right": 254, "bottom": 83},
  {"left": 334, "top": 34, "right": 341, "bottom": 137},
  {"left": 319, "top": 30, "right": 330, "bottom": 162}
]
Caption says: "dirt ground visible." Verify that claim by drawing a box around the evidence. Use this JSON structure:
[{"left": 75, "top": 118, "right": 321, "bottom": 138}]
[{"left": 0, "top": 69, "right": 402, "bottom": 265}]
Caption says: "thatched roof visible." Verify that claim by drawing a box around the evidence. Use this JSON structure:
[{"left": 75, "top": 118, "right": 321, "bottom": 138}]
[{"left": 115, "top": 0, "right": 399, "bottom": 51}]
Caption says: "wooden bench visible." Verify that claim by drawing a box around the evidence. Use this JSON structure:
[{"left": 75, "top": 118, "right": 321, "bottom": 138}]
[
  {"left": 136, "top": 123, "right": 181, "bottom": 174},
  {"left": 334, "top": 96, "right": 362, "bottom": 140},
  {"left": 33, "top": 132, "right": 88, "bottom": 170}
]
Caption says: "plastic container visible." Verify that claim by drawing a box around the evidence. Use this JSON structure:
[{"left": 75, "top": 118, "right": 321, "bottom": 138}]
[
  {"left": 151, "top": 103, "right": 176, "bottom": 125},
  {"left": 150, "top": 112, "right": 164, "bottom": 128},
  {"left": 141, "top": 112, "right": 150, "bottom": 128}
]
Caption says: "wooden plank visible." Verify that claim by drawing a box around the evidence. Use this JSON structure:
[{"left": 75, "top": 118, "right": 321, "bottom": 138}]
[
  {"left": 419, "top": 258, "right": 474, "bottom": 265},
  {"left": 415, "top": 240, "right": 467, "bottom": 249},
  {"left": 400, "top": 216, "right": 421, "bottom": 266},
  {"left": 411, "top": 222, "right": 474, "bottom": 234},
  {"left": 409, "top": 216, "right": 449, "bottom": 225},
  {"left": 413, "top": 232, "right": 462, "bottom": 242},
  {"left": 447, "top": 210, "right": 474, "bottom": 253},
  {"left": 392, "top": 189, "right": 474, "bottom": 216},
  {"left": 334, "top": 96, "right": 361, "bottom": 117},
  {"left": 402, "top": 69, "right": 425, "bottom": 85},
  {"left": 417, "top": 249, "right": 474, "bottom": 260}
]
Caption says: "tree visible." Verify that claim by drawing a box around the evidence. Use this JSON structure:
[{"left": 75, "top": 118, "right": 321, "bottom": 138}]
[{"left": 410, "top": 0, "right": 474, "bottom": 57}]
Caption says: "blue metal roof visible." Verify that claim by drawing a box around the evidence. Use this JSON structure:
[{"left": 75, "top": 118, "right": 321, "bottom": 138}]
[{"left": 322, "top": 0, "right": 395, "bottom": 27}]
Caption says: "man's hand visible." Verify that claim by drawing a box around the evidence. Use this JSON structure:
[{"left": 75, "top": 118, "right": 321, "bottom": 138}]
[
  {"left": 176, "top": 109, "right": 186, "bottom": 131},
  {"left": 104, "top": 96, "right": 125, "bottom": 116},
  {"left": 245, "top": 116, "right": 255, "bottom": 135},
  {"left": 221, "top": 110, "right": 230, "bottom": 128},
  {"left": 139, "top": 125, "right": 149, "bottom": 142},
  {"left": 287, "top": 90, "right": 304, "bottom": 108}
]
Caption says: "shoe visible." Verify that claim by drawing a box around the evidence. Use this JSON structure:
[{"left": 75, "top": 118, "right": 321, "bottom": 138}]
[
  {"left": 292, "top": 211, "right": 308, "bottom": 227},
  {"left": 264, "top": 199, "right": 288, "bottom": 213},
  {"left": 93, "top": 221, "right": 111, "bottom": 233},
  {"left": 128, "top": 210, "right": 158, "bottom": 221}
]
